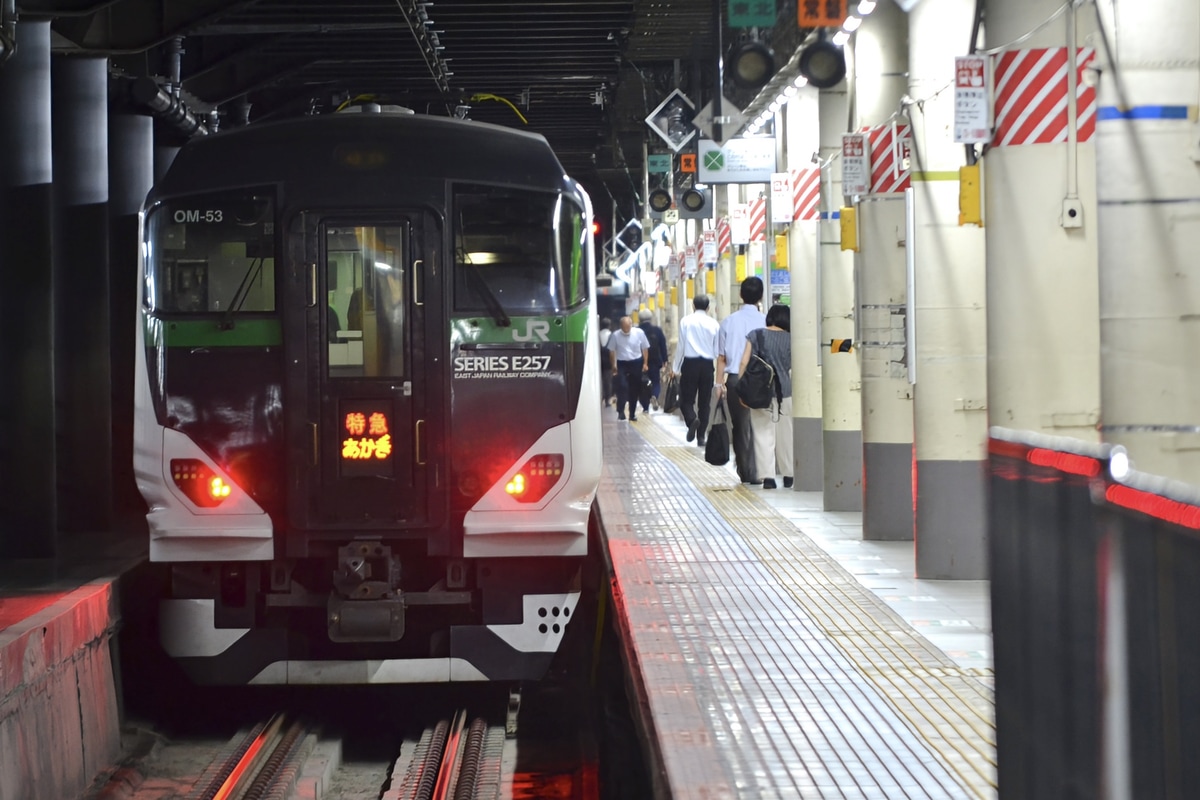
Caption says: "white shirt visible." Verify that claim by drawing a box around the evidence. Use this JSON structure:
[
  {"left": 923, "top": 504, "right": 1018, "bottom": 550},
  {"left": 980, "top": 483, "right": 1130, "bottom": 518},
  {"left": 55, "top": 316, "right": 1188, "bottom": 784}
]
[
  {"left": 671, "top": 309, "right": 720, "bottom": 372},
  {"left": 608, "top": 327, "right": 650, "bottom": 361}
]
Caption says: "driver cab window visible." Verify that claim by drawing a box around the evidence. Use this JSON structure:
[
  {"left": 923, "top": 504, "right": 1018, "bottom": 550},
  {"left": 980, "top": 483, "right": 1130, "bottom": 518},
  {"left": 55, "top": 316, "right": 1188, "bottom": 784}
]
[{"left": 326, "top": 225, "right": 406, "bottom": 378}]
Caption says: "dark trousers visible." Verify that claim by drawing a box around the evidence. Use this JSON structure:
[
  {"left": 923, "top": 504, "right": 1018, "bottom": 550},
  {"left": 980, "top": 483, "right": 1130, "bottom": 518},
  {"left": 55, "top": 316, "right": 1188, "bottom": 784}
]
[
  {"left": 616, "top": 360, "right": 643, "bottom": 418},
  {"left": 679, "top": 357, "right": 714, "bottom": 439},
  {"left": 725, "top": 372, "right": 757, "bottom": 482},
  {"left": 641, "top": 367, "right": 662, "bottom": 411}
]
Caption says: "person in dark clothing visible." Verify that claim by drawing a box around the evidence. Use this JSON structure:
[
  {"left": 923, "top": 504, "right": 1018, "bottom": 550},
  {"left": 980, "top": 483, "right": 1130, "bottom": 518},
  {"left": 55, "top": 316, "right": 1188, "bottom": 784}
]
[
  {"left": 670, "top": 294, "right": 719, "bottom": 446},
  {"left": 638, "top": 309, "right": 669, "bottom": 413}
]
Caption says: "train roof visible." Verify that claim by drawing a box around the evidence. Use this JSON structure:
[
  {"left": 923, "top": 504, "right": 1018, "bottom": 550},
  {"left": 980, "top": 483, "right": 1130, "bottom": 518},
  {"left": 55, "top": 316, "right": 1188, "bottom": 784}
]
[{"left": 150, "top": 112, "right": 574, "bottom": 202}]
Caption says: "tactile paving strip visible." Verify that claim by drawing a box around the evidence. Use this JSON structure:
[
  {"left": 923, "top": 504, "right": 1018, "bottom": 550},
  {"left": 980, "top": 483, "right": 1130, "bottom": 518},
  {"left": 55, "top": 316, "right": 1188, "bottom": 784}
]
[{"left": 600, "top": 417, "right": 996, "bottom": 799}]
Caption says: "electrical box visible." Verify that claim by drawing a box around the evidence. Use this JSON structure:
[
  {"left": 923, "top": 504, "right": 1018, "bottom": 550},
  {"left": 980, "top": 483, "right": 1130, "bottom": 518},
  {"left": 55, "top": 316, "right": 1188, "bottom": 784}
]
[
  {"left": 839, "top": 206, "right": 859, "bottom": 252},
  {"left": 959, "top": 164, "right": 983, "bottom": 226},
  {"left": 1061, "top": 198, "right": 1083, "bottom": 229}
]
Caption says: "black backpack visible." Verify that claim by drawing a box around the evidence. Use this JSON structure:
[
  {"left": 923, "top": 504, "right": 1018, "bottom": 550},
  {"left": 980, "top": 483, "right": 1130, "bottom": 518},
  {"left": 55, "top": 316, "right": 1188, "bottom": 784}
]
[{"left": 735, "top": 330, "right": 778, "bottom": 410}]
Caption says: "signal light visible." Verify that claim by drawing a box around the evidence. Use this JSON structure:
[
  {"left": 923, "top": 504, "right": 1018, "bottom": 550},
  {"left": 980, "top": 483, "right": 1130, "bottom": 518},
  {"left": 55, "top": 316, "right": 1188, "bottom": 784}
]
[
  {"left": 591, "top": 218, "right": 601, "bottom": 236},
  {"left": 798, "top": 38, "right": 847, "bottom": 89},
  {"left": 647, "top": 188, "right": 673, "bottom": 220},
  {"left": 170, "top": 458, "right": 233, "bottom": 507},
  {"left": 507, "top": 453, "right": 565, "bottom": 503},
  {"left": 729, "top": 40, "right": 776, "bottom": 91},
  {"left": 678, "top": 187, "right": 710, "bottom": 219}
]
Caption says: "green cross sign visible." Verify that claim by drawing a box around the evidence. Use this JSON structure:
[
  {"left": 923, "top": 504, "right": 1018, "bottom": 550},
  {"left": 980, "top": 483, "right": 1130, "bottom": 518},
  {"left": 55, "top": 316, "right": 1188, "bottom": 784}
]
[{"left": 703, "top": 151, "right": 725, "bottom": 171}]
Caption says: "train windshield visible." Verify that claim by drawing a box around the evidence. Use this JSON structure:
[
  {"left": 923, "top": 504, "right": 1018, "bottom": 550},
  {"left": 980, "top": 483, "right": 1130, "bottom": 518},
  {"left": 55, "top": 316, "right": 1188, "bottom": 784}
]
[
  {"left": 144, "top": 190, "right": 276, "bottom": 315},
  {"left": 453, "top": 185, "right": 586, "bottom": 316}
]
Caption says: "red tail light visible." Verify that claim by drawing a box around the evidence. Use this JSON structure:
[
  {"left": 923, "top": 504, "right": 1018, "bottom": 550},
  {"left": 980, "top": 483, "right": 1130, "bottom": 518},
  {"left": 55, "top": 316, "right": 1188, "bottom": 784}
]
[
  {"left": 505, "top": 454, "right": 565, "bottom": 503},
  {"left": 171, "top": 458, "right": 233, "bottom": 507}
]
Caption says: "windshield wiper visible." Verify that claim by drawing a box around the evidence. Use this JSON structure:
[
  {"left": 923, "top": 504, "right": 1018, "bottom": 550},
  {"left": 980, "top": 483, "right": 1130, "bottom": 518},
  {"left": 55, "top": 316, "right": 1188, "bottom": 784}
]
[{"left": 219, "top": 255, "right": 264, "bottom": 329}]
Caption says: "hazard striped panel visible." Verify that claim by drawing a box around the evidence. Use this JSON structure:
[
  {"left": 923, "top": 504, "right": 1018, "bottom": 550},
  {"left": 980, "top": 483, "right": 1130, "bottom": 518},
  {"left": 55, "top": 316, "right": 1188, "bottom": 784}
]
[
  {"left": 993, "top": 47, "right": 1096, "bottom": 146},
  {"left": 790, "top": 167, "right": 821, "bottom": 221},
  {"left": 716, "top": 216, "right": 732, "bottom": 255},
  {"left": 749, "top": 196, "right": 766, "bottom": 241},
  {"left": 866, "top": 123, "right": 912, "bottom": 194}
]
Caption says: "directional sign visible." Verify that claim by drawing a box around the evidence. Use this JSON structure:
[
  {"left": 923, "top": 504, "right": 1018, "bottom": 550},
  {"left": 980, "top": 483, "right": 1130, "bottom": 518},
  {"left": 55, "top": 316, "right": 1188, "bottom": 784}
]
[
  {"left": 698, "top": 138, "right": 777, "bottom": 184},
  {"left": 645, "top": 89, "right": 698, "bottom": 153},
  {"left": 692, "top": 98, "right": 747, "bottom": 146},
  {"left": 730, "top": 0, "right": 775, "bottom": 27},
  {"left": 647, "top": 153, "right": 672, "bottom": 174}
]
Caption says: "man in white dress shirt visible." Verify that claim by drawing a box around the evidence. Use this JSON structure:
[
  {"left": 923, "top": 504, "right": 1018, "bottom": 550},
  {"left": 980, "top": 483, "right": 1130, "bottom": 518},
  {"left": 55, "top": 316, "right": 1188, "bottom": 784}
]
[
  {"left": 670, "top": 294, "right": 720, "bottom": 447},
  {"left": 607, "top": 315, "right": 650, "bottom": 421},
  {"left": 716, "top": 277, "right": 766, "bottom": 483}
]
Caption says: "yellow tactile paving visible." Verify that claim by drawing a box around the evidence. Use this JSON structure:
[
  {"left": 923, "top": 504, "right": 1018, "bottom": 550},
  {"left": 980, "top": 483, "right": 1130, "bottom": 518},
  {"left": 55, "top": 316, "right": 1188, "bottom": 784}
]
[{"left": 637, "top": 420, "right": 998, "bottom": 798}]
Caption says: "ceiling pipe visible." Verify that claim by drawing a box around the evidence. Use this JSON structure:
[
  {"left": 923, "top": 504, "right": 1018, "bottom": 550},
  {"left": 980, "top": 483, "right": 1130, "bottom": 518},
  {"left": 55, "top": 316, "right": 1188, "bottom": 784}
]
[{"left": 130, "top": 76, "right": 210, "bottom": 138}]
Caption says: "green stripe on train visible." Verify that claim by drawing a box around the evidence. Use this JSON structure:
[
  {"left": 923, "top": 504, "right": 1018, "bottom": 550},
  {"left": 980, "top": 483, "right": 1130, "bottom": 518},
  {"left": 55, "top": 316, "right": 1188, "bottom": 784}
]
[
  {"left": 145, "top": 316, "right": 284, "bottom": 347},
  {"left": 452, "top": 307, "right": 592, "bottom": 344}
]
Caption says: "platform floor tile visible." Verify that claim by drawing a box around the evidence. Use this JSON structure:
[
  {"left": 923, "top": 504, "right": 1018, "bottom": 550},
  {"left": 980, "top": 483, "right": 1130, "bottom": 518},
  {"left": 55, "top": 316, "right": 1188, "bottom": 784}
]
[{"left": 600, "top": 417, "right": 996, "bottom": 799}]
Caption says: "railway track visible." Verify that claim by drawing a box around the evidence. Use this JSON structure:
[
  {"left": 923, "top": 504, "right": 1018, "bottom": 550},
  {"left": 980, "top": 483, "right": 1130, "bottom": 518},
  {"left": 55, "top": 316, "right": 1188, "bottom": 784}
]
[{"left": 181, "top": 710, "right": 504, "bottom": 800}]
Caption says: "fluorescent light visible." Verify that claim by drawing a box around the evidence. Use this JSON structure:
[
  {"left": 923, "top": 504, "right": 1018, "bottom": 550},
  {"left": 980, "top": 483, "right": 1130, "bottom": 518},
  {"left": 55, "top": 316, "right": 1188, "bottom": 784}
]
[
  {"left": 843, "top": 15, "right": 862, "bottom": 32},
  {"left": 768, "top": 100, "right": 781, "bottom": 113},
  {"left": 784, "top": 85, "right": 799, "bottom": 97},
  {"left": 793, "top": 75, "right": 808, "bottom": 88},
  {"left": 857, "top": 0, "right": 877, "bottom": 14},
  {"left": 832, "top": 30, "right": 851, "bottom": 46}
]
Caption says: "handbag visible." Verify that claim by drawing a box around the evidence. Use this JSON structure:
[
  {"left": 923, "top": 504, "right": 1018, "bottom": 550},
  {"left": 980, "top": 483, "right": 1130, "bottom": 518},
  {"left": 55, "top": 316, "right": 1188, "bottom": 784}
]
[
  {"left": 662, "top": 374, "right": 680, "bottom": 414},
  {"left": 735, "top": 330, "right": 778, "bottom": 410},
  {"left": 639, "top": 373, "right": 654, "bottom": 407},
  {"left": 704, "top": 396, "right": 731, "bottom": 466}
]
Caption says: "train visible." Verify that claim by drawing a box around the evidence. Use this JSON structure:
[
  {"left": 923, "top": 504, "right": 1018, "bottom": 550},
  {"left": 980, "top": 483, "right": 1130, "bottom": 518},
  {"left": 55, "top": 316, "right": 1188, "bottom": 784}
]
[{"left": 133, "top": 106, "right": 603, "bottom": 685}]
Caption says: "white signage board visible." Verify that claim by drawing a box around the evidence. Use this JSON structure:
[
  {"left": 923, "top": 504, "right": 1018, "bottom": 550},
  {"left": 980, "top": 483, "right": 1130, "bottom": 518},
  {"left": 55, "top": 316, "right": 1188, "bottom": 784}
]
[
  {"left": 730, "top": 203, "right": 751, "bottom": 245},
  {"left": 954, "top": 55, "right": 991, "bottom": 143},
  {"left": 684, "top": 245, "right": 698, "bottom": 276},
  {"left": 841, "top": 133, "right": 870, "bottom": 196},
  {"left": 692, "top": 98, "right": 746, "bottom": 146},
  {"left": 770, "top": 172, "right": 793, "bottom": 223},
  {"left": 698, "top": 138, "right": 777, "bottom": 184},
  {"left": 701, "top": 230, "right": 717, "bottom": 264}
]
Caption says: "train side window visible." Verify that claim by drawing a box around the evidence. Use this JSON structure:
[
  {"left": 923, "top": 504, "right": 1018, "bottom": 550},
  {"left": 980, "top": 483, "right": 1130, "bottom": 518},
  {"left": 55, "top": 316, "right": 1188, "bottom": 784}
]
[
  {"left": 326, "top": 225, "right": 406, "bottom": 379},
  {"left": 557, "top": 198, "right": 588, "bottom": 308}
]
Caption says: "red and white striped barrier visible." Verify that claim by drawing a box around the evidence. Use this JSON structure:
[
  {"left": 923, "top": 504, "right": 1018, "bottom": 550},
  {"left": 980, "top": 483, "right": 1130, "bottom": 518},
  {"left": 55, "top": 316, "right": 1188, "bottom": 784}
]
[
  {"left": 866, "top": 123, "right": 911, "bottom": 194},
  {"left": 993, "top": 47, "right": 1096, "bottom": 146},
  {"left": 716, "top": 217, "right": 732, "bottom": 255},
  {"left": 749, "top": 196, "right": 766, "bottom": 241},
  {"left": 790, "top": 167, "right": 821, "bottom": 221}
]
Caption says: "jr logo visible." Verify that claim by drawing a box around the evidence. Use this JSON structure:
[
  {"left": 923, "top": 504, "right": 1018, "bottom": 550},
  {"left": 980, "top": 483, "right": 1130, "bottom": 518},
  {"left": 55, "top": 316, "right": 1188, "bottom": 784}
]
[{"left": 512, "top": 319, "right": 550, "bottom": 342}]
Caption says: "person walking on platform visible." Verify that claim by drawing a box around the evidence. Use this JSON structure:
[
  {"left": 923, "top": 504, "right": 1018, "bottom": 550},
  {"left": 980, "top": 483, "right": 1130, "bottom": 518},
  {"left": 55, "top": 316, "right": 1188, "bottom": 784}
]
[
  {"left": 638, "top": 310, "right": 669, "bottom": 413},
  {"left": 608, "top": 315, "right": 649, "bottom": 421},
  {"left": 716, "top": 276, "right": 766, "bottom": 483},
  {"left": 671, "top": 294, "right": 720, "bottom": 447},
  {"left": 738, "top": 303, "right": 793, "bottom": 489},
  {"left": 598, "top": 317, "right": 614, "bottom": 408}
]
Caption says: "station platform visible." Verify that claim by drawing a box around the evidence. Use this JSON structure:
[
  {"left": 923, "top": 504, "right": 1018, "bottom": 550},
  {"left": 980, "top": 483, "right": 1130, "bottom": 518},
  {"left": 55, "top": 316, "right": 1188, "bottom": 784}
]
[
  {"left": 596, "top": 406, "right": 997, "bottom": 799},
  {"left": 0, "top": 528, "right": 143, "bottom": 800}
]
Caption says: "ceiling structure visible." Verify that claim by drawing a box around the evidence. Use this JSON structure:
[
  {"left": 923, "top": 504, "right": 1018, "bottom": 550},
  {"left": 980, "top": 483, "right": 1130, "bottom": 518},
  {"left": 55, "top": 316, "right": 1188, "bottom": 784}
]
[{"left": 21, "top": 0, "right": 809, "bottom": 221}]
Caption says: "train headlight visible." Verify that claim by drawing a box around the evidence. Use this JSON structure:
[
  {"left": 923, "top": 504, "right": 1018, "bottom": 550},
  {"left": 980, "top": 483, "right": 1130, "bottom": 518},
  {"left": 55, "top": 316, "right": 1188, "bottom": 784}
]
[
  {"left": 507, "top": 454, "right": 565, "bottom": 503},
  {"left": 171, "top": 458, "right": 233, "bottom": 507}
]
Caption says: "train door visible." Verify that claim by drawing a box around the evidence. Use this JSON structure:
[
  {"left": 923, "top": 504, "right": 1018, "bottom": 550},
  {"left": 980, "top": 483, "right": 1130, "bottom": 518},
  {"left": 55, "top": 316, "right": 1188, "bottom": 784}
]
[{"left": 288, "top": 212, "right": 443, "bottom": 542}]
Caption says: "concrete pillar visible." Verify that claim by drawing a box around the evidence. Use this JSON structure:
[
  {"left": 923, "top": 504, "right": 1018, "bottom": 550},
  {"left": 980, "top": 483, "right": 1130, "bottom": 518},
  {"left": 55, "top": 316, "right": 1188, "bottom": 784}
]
[
  {"left": 52, "top": 55, "right": 111, "bottom": 532},
  {"left": 819, "top": 84, "right": 863, "bottom": 511},
  {"left": 785, "top": 87, "right": 824, "bottom": 491},
  {"left": 909, "top": 0, "right": 989, "bottom": 578},
  {"left": 0, "top": 22, "right": 56, "bottom": 557},
  {"left": 986, "top": 1, "right": 1100, "bottom": 443},
  {"left": 108, "top": 113, "right": 154, "bottom": 521},
  {"left": 1095, "top": 0, "right": 1200, "bottom": 482},
  {"left": 854, "top": 0, "right": 914, "bottom": 539}
]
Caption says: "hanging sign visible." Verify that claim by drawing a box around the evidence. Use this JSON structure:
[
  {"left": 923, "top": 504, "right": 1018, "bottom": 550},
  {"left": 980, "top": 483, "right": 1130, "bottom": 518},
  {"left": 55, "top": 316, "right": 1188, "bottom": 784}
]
[
  {"left": 684, "top": 245, "right": 698, "bottom": 276},
  {"left": 701, "top": 230, "right": 717, "bottom": 264},
  {"left": 770, "top": 172, "right": 793, "bottom": 223},
  {"left": 954, "top": 54, "right": 991, "bottom": 143},
  {"left": 841, "top": 133, "right": 870, "bottom": 195},
  {"left": 698, "top": 138, "right": 777, "bottom": 184},
  {"left": 730, "top": 0, "right": 776, "bottom": 27},
  {"left": 799, "top": 0, "right": 847, "bottom": 28},
  {"left": 645, "top": 89, "right": 699, "bottom": 153},
  {"left": 647, "top": 153, "right": 672, "bottom": 174},
  {"left": 730, "top": 203, "right": 751, "bottom": 245}
]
